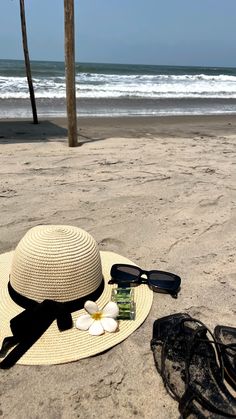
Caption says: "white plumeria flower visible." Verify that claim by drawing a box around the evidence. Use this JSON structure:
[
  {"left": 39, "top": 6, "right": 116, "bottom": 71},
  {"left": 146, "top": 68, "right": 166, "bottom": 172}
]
[{"left": 76, "top": 300, "right": 119, "bottom": 336}]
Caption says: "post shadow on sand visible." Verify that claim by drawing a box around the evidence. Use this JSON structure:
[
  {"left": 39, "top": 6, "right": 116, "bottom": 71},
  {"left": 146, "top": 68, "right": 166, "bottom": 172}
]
[
  {"left": 0, "top": 120, "right": 108, "bottom": 146},
  {"left": 0, "top": 120, "right": 68, "bottom": 144}
]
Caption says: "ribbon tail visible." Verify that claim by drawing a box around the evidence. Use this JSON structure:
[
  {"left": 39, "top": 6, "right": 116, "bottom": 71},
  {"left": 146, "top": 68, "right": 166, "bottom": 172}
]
[
  {"left": 0, "top": 300, "right": 73, "bottom": 369},
  {"left": 0, "top": 339, "right": 33, "bottom": 369},
  {"left": 0, "top": 316, "right": 54, "bottom": 369},
  {"left": 0, "top": 336, "right": 18, "bottom": 358}
]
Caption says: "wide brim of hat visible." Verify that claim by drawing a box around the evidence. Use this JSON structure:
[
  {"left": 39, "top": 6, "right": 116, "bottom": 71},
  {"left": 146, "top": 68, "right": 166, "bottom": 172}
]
[{"left": 0, "top": 251, "right": 153, "bottom": 365}]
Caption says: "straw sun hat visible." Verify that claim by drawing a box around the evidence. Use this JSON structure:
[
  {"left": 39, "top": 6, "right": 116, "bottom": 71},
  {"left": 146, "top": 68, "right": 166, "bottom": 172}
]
[{"left": 0, "top": 225, "right": 153, "bottom": 367}]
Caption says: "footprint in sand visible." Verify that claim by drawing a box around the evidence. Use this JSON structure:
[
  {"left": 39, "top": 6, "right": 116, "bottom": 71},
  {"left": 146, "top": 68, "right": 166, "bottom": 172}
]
[
  {"left": 98, "top": 237, "right": 125, "bottom": 252},
  {"left": 186, "top": 303, "right": 236, "bottom": 325},
  {"left": 49, "top": 212, "right": 95, "bottom": 229},
  {"left": 0, "top": 188, "right": 17, "bottom": 198},
  {"left": 199, "top": 195, "right": 223, "bottom": 207}
]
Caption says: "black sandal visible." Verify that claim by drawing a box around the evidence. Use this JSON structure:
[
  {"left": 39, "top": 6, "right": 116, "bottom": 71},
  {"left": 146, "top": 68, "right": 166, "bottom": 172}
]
[
  {"left": 151, "top": 313, "right": 236, "bottom": 418},
  {"left": 214, "top": 325, "right": 236, "bottom": 391}
]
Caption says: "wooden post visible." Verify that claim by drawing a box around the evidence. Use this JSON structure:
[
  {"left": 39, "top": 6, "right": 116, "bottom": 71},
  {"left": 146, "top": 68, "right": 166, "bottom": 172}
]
[
  {"left": 64, "top": 0, "right": 77, "bottom": 147},
  {"left": 19, "top": 0, "right": 38, "bottom": 124}
]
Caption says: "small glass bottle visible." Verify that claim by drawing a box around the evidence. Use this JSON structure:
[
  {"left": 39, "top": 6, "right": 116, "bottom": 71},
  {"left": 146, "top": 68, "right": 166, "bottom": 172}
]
[{"left": 111, "top": 287, "right": 136, "bottom": 320}]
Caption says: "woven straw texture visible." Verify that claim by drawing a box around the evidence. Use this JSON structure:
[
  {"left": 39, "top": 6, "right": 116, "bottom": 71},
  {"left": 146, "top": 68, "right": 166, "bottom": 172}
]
[
  {"left": 0, "top": 226, "right": 153, "bottom": 365},
  {"left": 10, "top": 225, "right": 102, "bottom": 302}
]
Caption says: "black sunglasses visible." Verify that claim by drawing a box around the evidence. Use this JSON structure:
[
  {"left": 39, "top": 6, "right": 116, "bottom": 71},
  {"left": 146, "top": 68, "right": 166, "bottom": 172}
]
[{"left": 109, "top": 264, "right": 181, "bottom": 298}]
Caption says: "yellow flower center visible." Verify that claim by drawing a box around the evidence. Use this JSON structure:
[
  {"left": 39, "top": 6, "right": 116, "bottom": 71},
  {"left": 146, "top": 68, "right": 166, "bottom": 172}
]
[{"left": 92, "top": 311, "right": 102, "bottom": 321}]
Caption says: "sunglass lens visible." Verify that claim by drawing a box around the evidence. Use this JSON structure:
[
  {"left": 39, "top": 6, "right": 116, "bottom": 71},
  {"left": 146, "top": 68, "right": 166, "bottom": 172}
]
[
  {"left": 149, "top": 272, "right": 180, "bottom": 291},
  {"left": 111, "top": 265, "right": 140, "bottom": 283}
]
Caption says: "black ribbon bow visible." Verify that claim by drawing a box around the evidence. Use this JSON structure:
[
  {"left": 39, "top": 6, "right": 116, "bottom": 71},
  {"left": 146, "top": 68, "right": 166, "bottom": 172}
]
[
  {"left": 0, "top": 279, "right": 104, "bottom": 369},
  {"left": 0, "top": 300, "right": 73, "bottom": 369}
]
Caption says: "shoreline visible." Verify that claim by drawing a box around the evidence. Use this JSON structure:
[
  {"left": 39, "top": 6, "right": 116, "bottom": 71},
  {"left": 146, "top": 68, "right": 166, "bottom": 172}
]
[{"left": 1, "top": 97, "right": 236, "bottom": 120}]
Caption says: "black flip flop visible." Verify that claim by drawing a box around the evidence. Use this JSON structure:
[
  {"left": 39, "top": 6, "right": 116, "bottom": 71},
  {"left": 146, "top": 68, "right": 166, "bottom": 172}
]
[
  {"left": 151, "top": 313, "right": 236, "bottom": 418},
  {"left": 214, "top": 325, "right": 236, "bottom": 391}
]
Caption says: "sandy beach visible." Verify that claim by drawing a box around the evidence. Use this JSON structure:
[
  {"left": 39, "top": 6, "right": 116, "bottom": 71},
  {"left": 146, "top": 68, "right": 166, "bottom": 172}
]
[{"left": 0, "top": 114, "right": 235, "bottom": 418}]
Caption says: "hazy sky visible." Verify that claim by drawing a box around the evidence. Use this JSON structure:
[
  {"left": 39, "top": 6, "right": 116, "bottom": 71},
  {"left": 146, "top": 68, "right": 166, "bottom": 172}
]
[{"left": 1, "top": 0, "right": 236, "bottom": 67}]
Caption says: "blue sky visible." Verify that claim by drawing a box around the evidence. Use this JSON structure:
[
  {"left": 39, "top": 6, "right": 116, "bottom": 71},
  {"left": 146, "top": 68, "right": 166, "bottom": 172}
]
[{"left": 0, "top": 0, "right": 236, "bottom": 67}]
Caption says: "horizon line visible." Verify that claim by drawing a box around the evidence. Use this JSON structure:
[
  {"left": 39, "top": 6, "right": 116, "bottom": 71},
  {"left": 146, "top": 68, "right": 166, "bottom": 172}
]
[{"left": 0, "top": 58, "right": 236, "bottom": 70}]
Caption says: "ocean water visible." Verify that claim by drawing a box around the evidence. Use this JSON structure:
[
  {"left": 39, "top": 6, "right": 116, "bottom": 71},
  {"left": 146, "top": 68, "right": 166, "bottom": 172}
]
[{"left": 1, "top": 59, "right": 236, "bottom": 118}]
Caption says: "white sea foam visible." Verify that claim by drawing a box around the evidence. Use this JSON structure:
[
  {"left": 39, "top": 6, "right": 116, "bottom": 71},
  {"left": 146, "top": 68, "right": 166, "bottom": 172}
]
[{"left": 1, "top": 72, "right": 236, "bottom": 99}]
